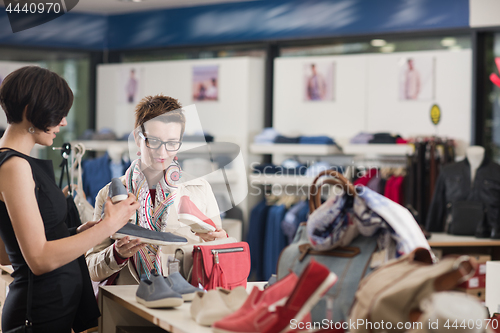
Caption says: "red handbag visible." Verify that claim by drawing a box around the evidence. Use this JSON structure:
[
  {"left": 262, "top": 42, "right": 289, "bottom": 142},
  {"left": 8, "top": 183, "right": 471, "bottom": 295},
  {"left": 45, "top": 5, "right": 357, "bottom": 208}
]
[{"left": 191, "top": 241, "right": 250, "bottom": 290}]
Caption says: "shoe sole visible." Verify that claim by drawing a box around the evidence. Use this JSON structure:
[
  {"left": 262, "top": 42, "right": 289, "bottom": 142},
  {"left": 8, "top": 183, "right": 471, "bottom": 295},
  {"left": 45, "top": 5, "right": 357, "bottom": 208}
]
[
  {"left": 111, "top": 233, "right": 188, "bottom": 246},
  {"left": 136, "top": 296, "right": 184, "bottom": 308},
  {"left": 277, "top": 272, "right": 338, "bottom": 333},
  {"left": 111, "top": 194, "right": 128, "bottom": 203},
  {"left": 181, "top": 292, "right": 196, "bottom": 301},
  {"left": 178, "top": 214, "right": 216, "bottom": 233}
]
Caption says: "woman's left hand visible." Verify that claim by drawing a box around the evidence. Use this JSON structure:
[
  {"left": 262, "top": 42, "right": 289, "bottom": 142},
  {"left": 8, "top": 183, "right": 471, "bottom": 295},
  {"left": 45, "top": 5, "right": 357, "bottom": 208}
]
[
  {"left": 76, "top": 220, "right": 100, "bottom": 234},
  {"left": 196, "top": 228, "right": 227, "bottom": 242}
]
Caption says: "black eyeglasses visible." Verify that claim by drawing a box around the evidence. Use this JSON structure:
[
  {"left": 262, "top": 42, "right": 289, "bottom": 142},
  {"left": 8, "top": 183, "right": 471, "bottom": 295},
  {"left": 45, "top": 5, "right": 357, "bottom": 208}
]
[{"left": 139, "top": 132, "right": 182, "bottom": 151}]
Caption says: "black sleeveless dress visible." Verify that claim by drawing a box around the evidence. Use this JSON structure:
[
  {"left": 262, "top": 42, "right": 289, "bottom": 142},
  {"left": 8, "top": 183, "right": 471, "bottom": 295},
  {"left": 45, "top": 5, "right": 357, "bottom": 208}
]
[{"left": 0, "top": 149, "right": 99, "bottom": 332}]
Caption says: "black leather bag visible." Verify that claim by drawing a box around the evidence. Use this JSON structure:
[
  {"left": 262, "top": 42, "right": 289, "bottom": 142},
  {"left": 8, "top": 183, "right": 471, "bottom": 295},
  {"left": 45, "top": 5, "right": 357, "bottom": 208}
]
[{"left": 448, "top": 201, "right": 484, "bottom": 236}]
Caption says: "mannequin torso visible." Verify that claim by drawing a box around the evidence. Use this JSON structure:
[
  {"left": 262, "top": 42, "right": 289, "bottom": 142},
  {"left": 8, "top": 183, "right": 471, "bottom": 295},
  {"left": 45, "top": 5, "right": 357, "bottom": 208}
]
[{"left": 466, "top": 146, "right": 485, "bottom": 184}]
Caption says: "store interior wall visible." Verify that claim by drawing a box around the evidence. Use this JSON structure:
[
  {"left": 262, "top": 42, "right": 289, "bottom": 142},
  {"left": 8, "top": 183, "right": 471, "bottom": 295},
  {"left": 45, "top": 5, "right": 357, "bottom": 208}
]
[
  {"left": 96, "top": 57, "right": 266, "bottom": 222},
  {"left": 274, "top": 49, "right": 472, "bottom": 156}
]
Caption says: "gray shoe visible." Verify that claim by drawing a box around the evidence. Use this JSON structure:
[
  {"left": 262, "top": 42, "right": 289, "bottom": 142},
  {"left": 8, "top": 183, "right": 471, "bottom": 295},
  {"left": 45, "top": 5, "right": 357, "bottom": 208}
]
[
  {"left": 136, "top": 271, "right": 184, "bottom": 308},
  {"left": 165, "top": 272, "right": 204, "bottom": 301},
  {"left": 111, "top": 223, "right": 188, "bottom": 246},
  {"left": 109, "top": 178, "right": 128, "bottom": 203}
]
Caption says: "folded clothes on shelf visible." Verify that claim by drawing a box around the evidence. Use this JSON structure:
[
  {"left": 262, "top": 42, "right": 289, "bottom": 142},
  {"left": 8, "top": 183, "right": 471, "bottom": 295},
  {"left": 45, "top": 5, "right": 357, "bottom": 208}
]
[
  {"left": 299, "top": 135, "right": 335, "bottom": 145},
  {"left": 254, "top": 127, "right": 280, "bottom": 144},
  {"left": 274, "top": 135, "right": 301, "bottom": 144},
  {"left": 350, "top": 132, "right": 407, "bottom": 144},
  {"left": 368, "top": 132, "right": 402, "bottom": 144},
  {"left": 350, "top": 132, "right": 374, "bottom": 144},
  {"left": 253, "top": 128, "right": 337, "bottom": 146}
]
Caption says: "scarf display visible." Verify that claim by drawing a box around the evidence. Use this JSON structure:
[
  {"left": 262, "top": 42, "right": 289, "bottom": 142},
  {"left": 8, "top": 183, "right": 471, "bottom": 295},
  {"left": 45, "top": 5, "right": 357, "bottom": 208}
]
[
  {"left": 124, "top": 158, "right": 181, "bottom": 278},
  {"left": 307, "top": 186, "right": 429, "bottom": 261}
]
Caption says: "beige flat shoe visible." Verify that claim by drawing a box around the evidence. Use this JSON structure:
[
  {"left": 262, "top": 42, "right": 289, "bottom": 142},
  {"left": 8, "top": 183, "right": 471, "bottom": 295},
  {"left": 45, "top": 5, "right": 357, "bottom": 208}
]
[{"left": 190, "top": 287, "right": 248, "bottom": 326}]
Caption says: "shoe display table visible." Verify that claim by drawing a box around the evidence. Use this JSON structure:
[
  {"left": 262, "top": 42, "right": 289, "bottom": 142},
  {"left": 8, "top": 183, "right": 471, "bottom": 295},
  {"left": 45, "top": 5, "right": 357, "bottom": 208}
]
[{"left": 99, "top": 282, "right": 266, "bottom": 333}]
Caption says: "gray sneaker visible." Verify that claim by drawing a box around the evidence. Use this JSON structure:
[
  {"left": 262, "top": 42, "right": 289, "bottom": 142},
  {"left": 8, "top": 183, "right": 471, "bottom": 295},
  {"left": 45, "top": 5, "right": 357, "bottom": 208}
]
[
  {"left": 165, "top": 272, "right": 204, "bottom": 301},
  {"left": 109, "top": 178, "right": 128, "bottom": 203},
  {"left": 136, "top": 271, "right": 184, "bottom": 308},
  {"left": 111, "top": 223, "right": 188, "bottom": 246}
]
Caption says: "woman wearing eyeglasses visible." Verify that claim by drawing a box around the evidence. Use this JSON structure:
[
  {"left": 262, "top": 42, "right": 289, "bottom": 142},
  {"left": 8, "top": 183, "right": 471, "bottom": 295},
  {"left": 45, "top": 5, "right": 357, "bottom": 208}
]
[{"left": 85, "top": 94, "right": 227, "bottom": 285}]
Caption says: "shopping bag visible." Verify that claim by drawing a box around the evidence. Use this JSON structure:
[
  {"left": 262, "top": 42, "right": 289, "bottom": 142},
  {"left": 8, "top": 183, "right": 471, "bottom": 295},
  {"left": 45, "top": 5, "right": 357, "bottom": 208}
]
[{"left": 350, "top": 248, "right": 476, "bottom": 333}]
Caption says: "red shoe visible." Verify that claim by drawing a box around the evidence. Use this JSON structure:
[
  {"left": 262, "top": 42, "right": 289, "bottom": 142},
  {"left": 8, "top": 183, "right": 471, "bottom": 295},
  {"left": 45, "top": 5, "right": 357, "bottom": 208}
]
[
  {"left": 212, "top": 260, "right": 337, "bottom": 333},
  {"left": 262, "top": 260, "right": 337, "bottom": 333},
  {"left": 215, "top": 271, "right": 299, "bottom": 325},
  {"left": 178, "top": 195, "right": 216, "bottom": 233}
]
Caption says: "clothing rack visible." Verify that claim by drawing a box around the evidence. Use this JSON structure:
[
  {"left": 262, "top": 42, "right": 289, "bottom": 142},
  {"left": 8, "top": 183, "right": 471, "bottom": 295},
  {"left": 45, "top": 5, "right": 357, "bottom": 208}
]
[
  {"left": 404, "top": 136, "right": 456, "bottom": 226},
  {"left": 52, "top": 142, "right": 92, "bottom": 193}
]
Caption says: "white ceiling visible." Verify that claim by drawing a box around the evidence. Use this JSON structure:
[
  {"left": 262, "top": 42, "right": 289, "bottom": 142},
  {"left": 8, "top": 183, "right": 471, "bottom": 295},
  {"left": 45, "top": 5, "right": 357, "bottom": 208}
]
[{"left": 69, "top": 0, "right": 259, "bottom": 14}]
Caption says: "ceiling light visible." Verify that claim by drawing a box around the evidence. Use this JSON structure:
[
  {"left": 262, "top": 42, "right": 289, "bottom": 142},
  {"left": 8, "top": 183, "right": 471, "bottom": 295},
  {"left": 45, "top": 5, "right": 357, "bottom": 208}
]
[
  {"left": 371, "top": 39, "right": 387, "bottom": 47},
  {"left": 380, "top": 44, "right": 395, "bottom": 53},
  {"left": 441, "top": 37, "right": 457, "bottom": 47}
]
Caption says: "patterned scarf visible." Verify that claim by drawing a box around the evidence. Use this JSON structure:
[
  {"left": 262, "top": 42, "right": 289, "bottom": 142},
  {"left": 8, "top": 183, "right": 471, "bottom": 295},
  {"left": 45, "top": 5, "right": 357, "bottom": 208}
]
[{"left": 124, "top": 158, "right": 181, "bottom": 278}]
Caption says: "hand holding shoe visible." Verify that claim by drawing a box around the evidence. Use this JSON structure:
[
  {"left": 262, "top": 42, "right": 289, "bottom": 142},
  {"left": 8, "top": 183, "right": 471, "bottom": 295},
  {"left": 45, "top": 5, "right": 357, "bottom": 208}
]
[
  {"left": 103, "top": 193, "right": 140, "bottom": 235},
  {"left": 196, "top": 228, "right": 227, "bottom": 242},
  {"left": 114, "top": 235, "right": 147, "bottom": 259}
]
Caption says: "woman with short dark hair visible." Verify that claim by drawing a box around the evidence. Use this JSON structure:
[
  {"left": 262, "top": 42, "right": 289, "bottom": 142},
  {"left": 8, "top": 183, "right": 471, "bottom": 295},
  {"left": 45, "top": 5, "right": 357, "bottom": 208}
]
[{"left": 0, "top": 66, "right": 140, "bottom": 332}]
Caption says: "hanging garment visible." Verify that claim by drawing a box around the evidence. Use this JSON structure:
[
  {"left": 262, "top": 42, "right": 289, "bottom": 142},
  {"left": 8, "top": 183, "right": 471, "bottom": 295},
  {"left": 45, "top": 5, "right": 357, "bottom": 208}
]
[
  {"left": 384, "top": 176, "right": 405, "bottom": 204},
  {"left": 246, "top": 199, "right": 270, "bottom": 281},
  {"left": 354, "top": 168, "right": 379, "bottom": 187},
  {"left": 262, "top": 204, "right": 287, "bottom": 280},
  {"left": 81, "top": 152, "right": 130, "bottom": 206},
  {"left": 425, "top": 157, "right": 500, "bottom": 237},
  {"left": 281, "top": 200, "right": 309, "bottom": 244}
]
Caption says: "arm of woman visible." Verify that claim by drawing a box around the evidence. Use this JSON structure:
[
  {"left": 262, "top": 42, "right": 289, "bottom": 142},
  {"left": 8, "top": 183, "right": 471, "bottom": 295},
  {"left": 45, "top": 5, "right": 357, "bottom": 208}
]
[
  {"left": 0, "top": 157, "right": 139, "bottom": 276},
  {"left": 85, "top": 183, "right": 145, "bottom": 281}
]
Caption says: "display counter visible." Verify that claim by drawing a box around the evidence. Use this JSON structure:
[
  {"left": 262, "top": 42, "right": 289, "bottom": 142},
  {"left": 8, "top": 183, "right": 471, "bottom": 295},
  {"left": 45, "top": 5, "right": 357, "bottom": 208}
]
[
  {"left": 429, "top": 233, "right": 500, "bottom": 259},
  {"left": 99, "top": 282, "right": 266, "bottom": 333}
]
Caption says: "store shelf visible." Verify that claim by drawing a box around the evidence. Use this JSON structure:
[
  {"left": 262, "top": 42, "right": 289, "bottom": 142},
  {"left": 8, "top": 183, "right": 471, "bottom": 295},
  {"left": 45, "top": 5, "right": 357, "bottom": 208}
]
[
  {"left": 342, "top": 144, "right": 413, "bottom": 156},
  {"left": 70, "top": 140, "right": 129, "bottom": 152},
  {"left": 249, "top": 174, "right": 316, "bottom": 186},
  {"left": 250, "top": 143, "right": 342, "bottom": 155},
  {"left": 71, "top": 140, "right": 236, "bottom": 154}
]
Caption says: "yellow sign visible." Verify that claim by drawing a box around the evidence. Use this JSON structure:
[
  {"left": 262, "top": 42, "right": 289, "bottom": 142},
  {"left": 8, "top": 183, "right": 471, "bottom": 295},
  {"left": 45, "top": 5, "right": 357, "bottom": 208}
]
[{"left": 430, "top": 104, "right": 441, "bottom": 125}]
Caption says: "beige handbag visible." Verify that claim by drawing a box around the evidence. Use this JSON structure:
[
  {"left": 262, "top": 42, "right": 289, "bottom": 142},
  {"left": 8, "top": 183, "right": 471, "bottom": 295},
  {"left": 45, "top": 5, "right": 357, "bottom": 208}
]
[
  {"left": 175, "top": 237, "right": 237, "bottom": 281},
  {"left": 350, "top": 248, "right": 476, "bottom": 333}
]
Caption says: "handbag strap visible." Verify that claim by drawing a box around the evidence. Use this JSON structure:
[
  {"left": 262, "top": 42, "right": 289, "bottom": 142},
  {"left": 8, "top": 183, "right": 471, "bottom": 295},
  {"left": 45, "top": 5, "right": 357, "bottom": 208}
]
[
  {"left": 298, "top": 243, "right": 360, "bottom": 262},
  {"left": 58, "top": 143, "right": 72, "bottom": 195},
  {"left": 309, "top": 170, "right": 356, "bottom": 214},
  {"left": 26, "top": 269, "right": 33, "bottom": 326}
]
